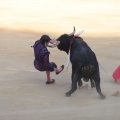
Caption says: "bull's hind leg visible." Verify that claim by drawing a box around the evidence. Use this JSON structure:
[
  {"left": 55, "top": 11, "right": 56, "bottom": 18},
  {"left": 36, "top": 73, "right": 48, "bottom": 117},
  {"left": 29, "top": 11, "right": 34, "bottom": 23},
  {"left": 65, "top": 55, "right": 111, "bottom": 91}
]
[
  {"left": 90, "top": 79, "right": 95, "bottom": 88},
  {"left": 78, "top": 79, "right": 83, "bottom": 87},
  {"left": 93, "top": 75, "right": 105, "bottom": 99},
  {"left": 77, "top": 76, "right": 83, "bottom": 87},
  {"left": 65, "top": 73, "right": 78, "bottom": 97}
]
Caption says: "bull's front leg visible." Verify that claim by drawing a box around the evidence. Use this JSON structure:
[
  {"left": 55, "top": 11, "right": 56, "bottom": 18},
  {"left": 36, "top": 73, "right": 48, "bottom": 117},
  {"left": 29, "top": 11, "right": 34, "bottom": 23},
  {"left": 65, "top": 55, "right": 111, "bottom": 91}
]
[{"left": 65, "top": 73, "right": 78, "bottom": 97}]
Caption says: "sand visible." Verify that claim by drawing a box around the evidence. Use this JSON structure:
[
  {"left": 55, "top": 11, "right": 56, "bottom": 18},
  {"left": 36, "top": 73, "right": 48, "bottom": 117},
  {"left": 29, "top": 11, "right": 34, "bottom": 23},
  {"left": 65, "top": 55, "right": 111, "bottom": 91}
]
[{"left": 0, "top": 29, "right": 120, "bottom": 120}]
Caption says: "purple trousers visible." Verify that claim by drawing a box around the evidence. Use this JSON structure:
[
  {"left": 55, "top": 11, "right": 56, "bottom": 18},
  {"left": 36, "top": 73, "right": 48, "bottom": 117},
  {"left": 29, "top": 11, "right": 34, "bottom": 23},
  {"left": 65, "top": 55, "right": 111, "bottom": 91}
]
[{"left": 34, "top": 59, "right": 57, "bottom": 72}]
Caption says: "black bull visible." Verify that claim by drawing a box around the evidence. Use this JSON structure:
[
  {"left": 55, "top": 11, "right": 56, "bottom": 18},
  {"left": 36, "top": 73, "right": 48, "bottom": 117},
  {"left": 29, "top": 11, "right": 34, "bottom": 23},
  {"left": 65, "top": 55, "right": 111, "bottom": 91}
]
[{"left": 56, "top": 33, "right": 105, "bottom": 99}]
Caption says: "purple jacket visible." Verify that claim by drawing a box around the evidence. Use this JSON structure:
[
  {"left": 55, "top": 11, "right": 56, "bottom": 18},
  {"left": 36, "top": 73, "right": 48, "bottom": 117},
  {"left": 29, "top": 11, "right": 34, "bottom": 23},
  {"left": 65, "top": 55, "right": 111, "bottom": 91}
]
[{"left": 33, "top": 40, "right": 57, "bottom": 71}]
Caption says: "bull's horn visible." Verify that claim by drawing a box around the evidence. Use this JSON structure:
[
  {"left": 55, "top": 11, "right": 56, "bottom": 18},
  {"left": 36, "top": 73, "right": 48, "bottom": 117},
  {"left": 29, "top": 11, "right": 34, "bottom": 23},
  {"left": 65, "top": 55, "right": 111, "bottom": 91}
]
[
  {"left": 68, "top": 26, "right": 75, "bottom": 36},
  {"left": 48, "top": 41, "right": 60, "bottom": 48},
  {"left": 75, "top": 30, "right": 84, "bottom": 36}
]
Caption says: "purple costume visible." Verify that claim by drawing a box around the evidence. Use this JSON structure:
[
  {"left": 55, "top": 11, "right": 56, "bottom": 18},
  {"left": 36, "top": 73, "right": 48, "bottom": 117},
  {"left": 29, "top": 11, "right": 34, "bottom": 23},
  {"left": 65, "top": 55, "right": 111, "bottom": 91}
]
[{"left": 33, "top": 40, "right": 57, "bottom": 72}]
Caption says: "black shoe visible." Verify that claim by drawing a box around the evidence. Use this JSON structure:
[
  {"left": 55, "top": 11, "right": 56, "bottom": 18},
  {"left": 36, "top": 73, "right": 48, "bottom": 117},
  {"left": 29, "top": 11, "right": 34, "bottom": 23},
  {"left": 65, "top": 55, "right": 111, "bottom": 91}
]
[
  {"left": 46, "top": 79, "right": 55, "bottom": 84},
  {"left": 56, "top": 65, "right": 64, "bottom": 75}
]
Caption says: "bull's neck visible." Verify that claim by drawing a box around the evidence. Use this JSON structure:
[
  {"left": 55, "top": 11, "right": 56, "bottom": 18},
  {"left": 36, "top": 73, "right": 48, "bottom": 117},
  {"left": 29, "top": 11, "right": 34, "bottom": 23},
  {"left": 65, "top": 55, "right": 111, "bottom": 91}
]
[
  {"left": 68, "top": 36, "right": 78, "bottom": 54},
  {"left": 64, "top": 37, "right": 78, "bottom": 54},
  {"left": 65, "top": 45, "right": 70, "bottom": 54},
  {"left": 66, "top": 40, "right": 71, "bottom": 54}
]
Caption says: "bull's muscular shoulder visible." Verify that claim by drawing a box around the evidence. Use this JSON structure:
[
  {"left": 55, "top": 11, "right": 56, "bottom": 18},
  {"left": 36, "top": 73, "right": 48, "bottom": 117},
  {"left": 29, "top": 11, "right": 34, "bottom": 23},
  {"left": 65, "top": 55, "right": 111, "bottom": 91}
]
[
  {"left": 72, "top": 38, "right": 84, "bottom": 49},
  {"left": 74, "top": 37, "right": 83, "bottom": 44}
]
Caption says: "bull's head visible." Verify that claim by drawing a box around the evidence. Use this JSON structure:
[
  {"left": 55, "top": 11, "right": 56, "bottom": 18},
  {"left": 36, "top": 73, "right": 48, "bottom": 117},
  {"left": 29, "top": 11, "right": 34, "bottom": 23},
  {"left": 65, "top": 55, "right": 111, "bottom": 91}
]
[
  {"left": 56, "top": 27, "right": 76, "bottom": 54},
  {"left": 48, "top": 27, "right": 75, "bottom": 54},
  {"left": 48, "top": 27, "right": 84, "bottom": 54}
]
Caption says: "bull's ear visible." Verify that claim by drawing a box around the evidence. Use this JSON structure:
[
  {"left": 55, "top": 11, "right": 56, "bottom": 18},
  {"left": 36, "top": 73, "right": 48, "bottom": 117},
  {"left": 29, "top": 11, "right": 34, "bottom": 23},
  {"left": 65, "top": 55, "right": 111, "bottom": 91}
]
[{"left": 68, "top": 26, "right": 75, "bottom": 36}]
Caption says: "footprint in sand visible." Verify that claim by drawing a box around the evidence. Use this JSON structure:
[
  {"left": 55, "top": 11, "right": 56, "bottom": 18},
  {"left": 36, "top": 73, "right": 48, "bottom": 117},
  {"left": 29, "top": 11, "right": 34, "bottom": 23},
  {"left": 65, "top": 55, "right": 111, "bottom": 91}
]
[{"left": 112, "top": 91, "right": 120, "bottom": 97}]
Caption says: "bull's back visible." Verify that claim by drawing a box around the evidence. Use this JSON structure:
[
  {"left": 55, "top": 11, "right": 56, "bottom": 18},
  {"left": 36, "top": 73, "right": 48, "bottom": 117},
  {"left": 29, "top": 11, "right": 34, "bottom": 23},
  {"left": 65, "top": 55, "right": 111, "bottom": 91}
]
[{"left": 70, "top": 39, "right": 98, "bottom": 67}]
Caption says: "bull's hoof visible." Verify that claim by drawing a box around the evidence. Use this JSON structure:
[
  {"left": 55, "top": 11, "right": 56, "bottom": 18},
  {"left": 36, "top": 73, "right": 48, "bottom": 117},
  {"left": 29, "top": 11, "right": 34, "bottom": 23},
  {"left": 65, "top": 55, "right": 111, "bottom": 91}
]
[
  {"left": 100, "top": 94, "right": 106, "bottom": 99},
  {"left": 91, "top": 84, "right": 95, "bottom": 88},
  {"left": 65, "top": 92, "right": 71, "bottom": 97}
]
